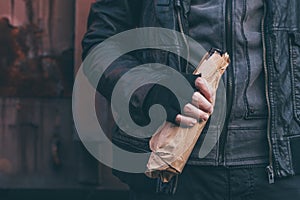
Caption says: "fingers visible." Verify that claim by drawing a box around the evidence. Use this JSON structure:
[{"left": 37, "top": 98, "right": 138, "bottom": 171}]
[
  {"left": 173, "top": 77, "right": 214, "bottom": 127},
  {"left": 183, "top": 103, "right": 210, "bottom": 121},
  {"left": 175, "top": 114, "right": 198, "bottom": 127},
  {"left": 175, "top": 102, "right": 211, "bottom": 127},
  {"left": 195, "top": 77, "right": 213, "bottom": 103},
  {"left": 192, "top": 92, "right": 214, "bottom": 114}
]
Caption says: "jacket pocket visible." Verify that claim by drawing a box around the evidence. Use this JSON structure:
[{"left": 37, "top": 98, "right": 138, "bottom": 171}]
[
  {"left": 154, "top": 0, "right": 175, "bottom": 29},
  {"left": 287, "top": 135, "right": 300, "bottom": 175},
  {"left": 289, "top": 31, "right": 300, "bottom": 124}
]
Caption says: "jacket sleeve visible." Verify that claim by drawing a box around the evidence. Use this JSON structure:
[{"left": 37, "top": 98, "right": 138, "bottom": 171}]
[
  {"left": 82, "top": 0, "right": 141, "bottom": 59},
  {"left": 81, "top": 0, "right": 152, "bottom": 125}
]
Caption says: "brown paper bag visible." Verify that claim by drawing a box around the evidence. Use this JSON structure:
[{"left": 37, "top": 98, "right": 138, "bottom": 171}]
[{"left": 145, "top": 49, "right": 230, "bottom": 182}]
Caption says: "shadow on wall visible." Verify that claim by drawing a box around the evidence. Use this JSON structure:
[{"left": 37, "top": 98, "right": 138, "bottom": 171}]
[{"left": 0, "top": 17, "right": 74, "bottom": 97}]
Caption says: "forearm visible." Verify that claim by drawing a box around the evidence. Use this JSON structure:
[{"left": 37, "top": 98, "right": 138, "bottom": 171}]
[{"left": 82, "top": 0, "right": 151, "bottom": 124}]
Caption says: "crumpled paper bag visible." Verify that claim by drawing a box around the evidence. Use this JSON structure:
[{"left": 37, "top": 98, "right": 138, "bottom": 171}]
[{"left": 145, "top": 49, "right": 230, "bottom": 182}]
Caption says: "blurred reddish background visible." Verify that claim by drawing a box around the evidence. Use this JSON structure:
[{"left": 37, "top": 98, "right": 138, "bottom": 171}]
[{"left": 0, "top": 1, "right": 127, "bottom": 199}]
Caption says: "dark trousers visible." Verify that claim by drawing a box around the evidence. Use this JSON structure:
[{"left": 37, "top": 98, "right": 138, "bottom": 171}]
[{"left": 129, "top": 165, "right": 300, "bottom": 200}]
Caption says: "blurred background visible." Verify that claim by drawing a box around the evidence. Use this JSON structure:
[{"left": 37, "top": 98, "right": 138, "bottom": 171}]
[{"left": 0, "top": 0, "right": 128, "bottom": 199}]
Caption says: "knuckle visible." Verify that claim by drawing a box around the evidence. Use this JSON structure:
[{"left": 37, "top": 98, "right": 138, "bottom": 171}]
[
  {"left": 199, "top": 112, "right": 209, "bottom": 121},
  {"left": 196, "top": 77, "right": 205, "bottom": 87},
  {"left": 203, "top": 113, "right": 210, "bottom": 121},
  {"left": 192, "top": 93, "right": 197, "bottom": 102},
  {"left": 205, "top": 105, "right": 213, "bottom": 114},
  {"left": 183, "top": 104, "right": 191, "bottom": 113},
  {"left": 192, "top": 91, "right": 201, "bottom": 100},
  {"left": 190, "top": 118, "right": 197, "bottom": 125},
  {"left": 175, "top": 114, "right": 181, "bottom": 124}
]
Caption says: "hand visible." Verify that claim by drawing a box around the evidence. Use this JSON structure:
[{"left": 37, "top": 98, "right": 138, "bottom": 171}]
[
  {"left": 143, "top": 74, "right": 200, "bottom": 125},
  {"left": 175, "top": 77, "right": 214, "bottom": 127}
]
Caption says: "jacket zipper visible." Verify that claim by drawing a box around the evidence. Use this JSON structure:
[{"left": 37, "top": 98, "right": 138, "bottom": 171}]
[
  {"left": 261, "top": 0, "right": 275, "bottom": 184},
  {"left": 219, "top": 0, "right": 234, "bottom": 165},
  {"left": 175, "top": 1, "right": 191, "bottom": 73},
  {"left": 175, "top": 0, "right": 274, "bottom": 182}
]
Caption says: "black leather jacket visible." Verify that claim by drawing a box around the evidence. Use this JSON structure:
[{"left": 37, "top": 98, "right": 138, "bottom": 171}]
[{"left": 82, "top": 0, "right": 300, "bottom": 184}]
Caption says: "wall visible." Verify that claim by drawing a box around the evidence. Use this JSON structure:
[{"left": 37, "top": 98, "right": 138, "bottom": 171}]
[
  {"left": 74, "top": 0, "right": 93, "bottom": 73},
  {"left": 74, "top": 0, "right": 128, "bottom": 190},
  {"left": 0, "top": 0, "right": 75, "bottom": 97},
  {"left": 0, "top": 0, "right": 127, "bottom": 190}
]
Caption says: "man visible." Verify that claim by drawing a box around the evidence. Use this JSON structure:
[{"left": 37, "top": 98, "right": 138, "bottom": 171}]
[{"left": 82, "top": 0, "right": 300, "bottom": 199}]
